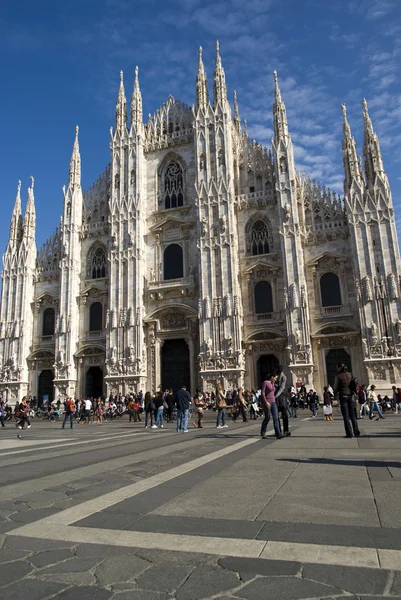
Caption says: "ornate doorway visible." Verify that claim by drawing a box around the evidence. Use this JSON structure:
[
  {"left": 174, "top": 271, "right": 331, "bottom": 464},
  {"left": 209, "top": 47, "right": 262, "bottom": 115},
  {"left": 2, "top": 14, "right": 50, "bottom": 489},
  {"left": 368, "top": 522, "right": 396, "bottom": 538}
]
[
  {"left": 161, "top": 339, "right": 190, "bottom": 392},
  {"left": 85, "top": 366, "right": 104, "bottom": 398},
  {"left": 38, "top": 370, "right": 54, "bottom": 406},
  {"left": 325, "top": 349, "right": 352, "bottom": 387},
  {"left": 257, "top": 354, "right": 279, "bottom": 388}
]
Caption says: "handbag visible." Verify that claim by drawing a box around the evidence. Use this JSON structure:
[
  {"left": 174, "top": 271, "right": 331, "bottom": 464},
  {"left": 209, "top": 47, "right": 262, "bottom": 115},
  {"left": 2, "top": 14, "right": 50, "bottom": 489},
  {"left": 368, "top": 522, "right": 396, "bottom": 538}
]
[{"left": 323, "top": 405, "right": 332, "bottom": 415}]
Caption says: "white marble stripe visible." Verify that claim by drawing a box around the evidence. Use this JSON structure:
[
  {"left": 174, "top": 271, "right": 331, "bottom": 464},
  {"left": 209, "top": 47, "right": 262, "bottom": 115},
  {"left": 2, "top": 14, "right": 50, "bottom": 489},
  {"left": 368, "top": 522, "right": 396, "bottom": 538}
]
[{"left": 10, "top": 437, "right": 260, "bottom": 525}]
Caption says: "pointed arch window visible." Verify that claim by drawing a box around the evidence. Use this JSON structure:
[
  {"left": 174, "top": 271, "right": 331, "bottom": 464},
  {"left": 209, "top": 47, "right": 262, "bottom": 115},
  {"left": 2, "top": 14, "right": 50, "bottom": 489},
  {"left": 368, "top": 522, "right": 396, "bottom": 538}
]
[
  {"left": 320, "top": 272, "right": 341, "bottom": 307},
  {"left": 250, "top": 220, "right": 270, "bottom": 255},
  {"left": 91, "top": 247, "right": 107, "bottom": 279},
  {"left": 42, "top": 308, "right": 55, "bottom": 336},
  {"left": 89, "top": 302, "right": 103, "bottom": 332},
  {"left": 164, "top": 162, "right": 184, "bottom": 209}
]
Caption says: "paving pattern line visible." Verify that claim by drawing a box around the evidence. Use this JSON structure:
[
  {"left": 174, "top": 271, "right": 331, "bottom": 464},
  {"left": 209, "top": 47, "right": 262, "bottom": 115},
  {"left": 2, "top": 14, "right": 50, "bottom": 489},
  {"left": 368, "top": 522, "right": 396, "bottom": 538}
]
[
  {"left": 9, "top": 436, "right": 260, "bottom": 533},
  {"left": 0, "top": 433, "right": 232, "bottom": 501}
]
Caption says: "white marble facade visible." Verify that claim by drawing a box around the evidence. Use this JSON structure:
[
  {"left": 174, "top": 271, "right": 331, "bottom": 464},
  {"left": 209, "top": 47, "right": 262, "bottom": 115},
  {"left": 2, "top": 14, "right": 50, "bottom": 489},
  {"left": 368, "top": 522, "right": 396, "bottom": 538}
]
[{"left": 1, "top": 45, "right": 401, "bottom": 402}]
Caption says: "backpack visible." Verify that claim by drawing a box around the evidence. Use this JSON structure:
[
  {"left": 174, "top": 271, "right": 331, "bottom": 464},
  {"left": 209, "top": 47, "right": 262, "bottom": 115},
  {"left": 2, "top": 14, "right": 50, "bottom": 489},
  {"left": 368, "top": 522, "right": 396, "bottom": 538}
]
[{"left": 66, "top": 399, "right": 75, "bottom": 413}]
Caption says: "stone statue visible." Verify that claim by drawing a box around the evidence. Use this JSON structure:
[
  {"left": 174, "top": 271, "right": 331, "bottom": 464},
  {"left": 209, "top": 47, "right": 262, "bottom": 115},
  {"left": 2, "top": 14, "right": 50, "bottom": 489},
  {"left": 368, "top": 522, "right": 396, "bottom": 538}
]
[
  {"left": 219, "top": 215, "right": 227, "bottom": 233},
  {"left": 201, "top": 217, "right": 208, "bottom": 236},
  {"left": 150, "top": 267, "right": 156, "bottom": 282},
  {"left": 395, "top": 318, "right": 401, "bottom": 338},
  {"left": 295, "top": 329, "right": 302, "bottom": 350},
  {"left": 206, "top": 338, "right": 213, "bottom": 359},
  {"left": 204, "top": 297, "right": 211, "bottom": 319},
  {"left": 362, "top": 339, "right": 369, "bottom": 358},
  {"left": 128, "top": 345, "right": 135, "bottom": 362},
  {"left": 109, "top": 346, "right": 116, "bottom": 363},
  {"left": 56, "top": 350, "right": 64, "bottom": 365},
  {"left": 226, "top": 336, "right": 233, "bottom": 357},
  {"left": 371, "top": 322, "right": 378, "bottom": 344}
]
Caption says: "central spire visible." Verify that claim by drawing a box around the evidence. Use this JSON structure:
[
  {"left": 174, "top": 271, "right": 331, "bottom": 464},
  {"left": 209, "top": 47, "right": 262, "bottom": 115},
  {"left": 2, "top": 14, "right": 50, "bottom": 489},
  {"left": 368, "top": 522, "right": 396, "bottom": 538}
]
[
  {"left": 115, "top": 70, "right": 127, "bottom": 133},
  {"left": 69, "top": 125, "right": 81, "bottom": 187},
  {"left": 273, "top": 71, "right": 289, "bottom": 144},
  {"left": 196, "top": 46, "right": 209, "bottom": 112},
  {"left": 131, "top": 66, "right": 143, "bottom": 130},
  {"left": 213, "top": 41, "right": 227, "bottom": 108}
]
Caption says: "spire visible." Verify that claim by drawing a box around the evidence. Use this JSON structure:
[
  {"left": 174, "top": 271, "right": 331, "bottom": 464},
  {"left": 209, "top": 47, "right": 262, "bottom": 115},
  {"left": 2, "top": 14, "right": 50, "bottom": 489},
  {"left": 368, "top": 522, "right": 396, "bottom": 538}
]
[
  {"left": 69, "top": 125, "right": 81, "bottom": 187},
  {"left": 23, "top": 176, "right": 36, "bottom": 240},
  {"left": 341, "top": 104, "right": 363, "bottom": 192},
  {"left": 115, "top": 70, "right": 127, "bottom": 132},
  {"left": 362, "top": 98, "right": 386, "bottom": 186},
  {"left": 233, "top": 90, "right": 241, "bottom": 133},
  {"left": 130, "top": 66, "right": 143, "bottom": 130},
  {"left": 213, "top": 41, "right": 227, "bottom": 108},
  {"left": 196, "top": 46, "right": 209, "bottom": 112},
  {"left": 9, "top": 180, "right": 22, "bottom": 246},
  {"left": 273, "top": 71, "right": 289, "bottom": 144}
]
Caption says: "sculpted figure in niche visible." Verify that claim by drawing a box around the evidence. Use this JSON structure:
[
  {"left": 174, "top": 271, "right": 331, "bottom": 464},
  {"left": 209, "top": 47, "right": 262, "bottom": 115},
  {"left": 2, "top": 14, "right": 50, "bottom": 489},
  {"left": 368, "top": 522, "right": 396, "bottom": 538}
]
[
  {"left": 295, "top": 329, "right": 302, "bottom": 350},
  {"left": 201, "top": 217, "right": 208, "bottom": 236},
  {"left": 362, "top": 339, "right": 369, "bottom": 358},
  {"left": 395, "top": 318, "right": 401, "bottom": 338},
  {"left": 206, "top": 338, "right": 213, "bottom": 359},
  {"left": 371, "top": 322, "right": 378, "bottom": 343}
]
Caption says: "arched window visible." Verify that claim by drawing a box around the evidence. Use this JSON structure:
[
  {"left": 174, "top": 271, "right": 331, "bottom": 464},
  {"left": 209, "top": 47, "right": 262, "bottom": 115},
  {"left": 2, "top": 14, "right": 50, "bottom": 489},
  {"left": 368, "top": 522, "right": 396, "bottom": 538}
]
[
  {"left": 164, "top": 244, "right": 183, "bottom": 280},
  {"left": 89, "top": 302, "right": 103, "bottom": 331},
  {"left": 164, "top": 162, "right": 184, "bottom": 209},
  {"left": 250, "top": 220, "right": 270, "bottom": 255},
  {"left": 320, "top": 272, "right": 342, "bottom": 307},
  {"left": 91, "top": 247, "right": 106, "bottom": 279},
  {"left": 254, "top": 281, "right": 273, "bottom": 314},
  {"left": 42, "top": 308, "right": 55, "bottom": 336}
]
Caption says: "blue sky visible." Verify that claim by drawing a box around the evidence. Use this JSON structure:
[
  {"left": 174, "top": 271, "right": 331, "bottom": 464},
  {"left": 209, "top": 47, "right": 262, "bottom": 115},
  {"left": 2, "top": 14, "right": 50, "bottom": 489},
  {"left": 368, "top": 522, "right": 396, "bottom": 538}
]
[{"left": 1, "top": 0, "right": 401, "bottom": 248}]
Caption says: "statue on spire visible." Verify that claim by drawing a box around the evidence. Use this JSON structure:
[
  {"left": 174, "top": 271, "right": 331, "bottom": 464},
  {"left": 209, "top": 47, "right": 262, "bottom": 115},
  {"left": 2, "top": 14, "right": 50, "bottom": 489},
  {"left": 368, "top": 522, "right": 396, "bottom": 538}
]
[
  {"left": 9, "top": 180, "right": 22, "bottom": 246},
  {"left": 273, "top": 70, "right": 289, "bottom": 144},
  {"left": 69, "top": 125, "right": 81, "bottom": 187},
  {"left": 341, "top": 103, "right": 363, "bottom": 192},
  {"left": 131, "top": 66, "right": 143, "bottom": 130},
  {"left": 213, "top": 40, "right": 227, "bottom": 108},
  {"left": 196, "top": 46, "right": 209, "bottom": 112},
  {"left": 23, "top": 175, "right": 36, "bottom": 239},
  {"left": 115, "top": 70, "right": 127, "bottom": 132},
  {"left": 362, "top": 98, "right": 386, "bottom": 186}
]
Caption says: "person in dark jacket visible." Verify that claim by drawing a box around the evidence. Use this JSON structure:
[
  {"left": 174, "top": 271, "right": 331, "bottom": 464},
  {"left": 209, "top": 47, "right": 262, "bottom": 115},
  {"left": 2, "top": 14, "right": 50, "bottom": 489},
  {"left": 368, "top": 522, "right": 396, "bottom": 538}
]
[
  {"left": 175, "top": 385, "right": 191, "bottom": 432},
  {"left": 333, "top": 363, "right": 360, "bottom": 438}
]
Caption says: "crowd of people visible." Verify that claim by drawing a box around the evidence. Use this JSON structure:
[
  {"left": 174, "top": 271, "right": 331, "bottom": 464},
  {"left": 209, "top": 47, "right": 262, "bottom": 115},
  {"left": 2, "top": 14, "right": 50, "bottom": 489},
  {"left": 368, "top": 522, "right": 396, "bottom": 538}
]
[{"left": 1, "top": 364, "right": 401, "bottom": 436}]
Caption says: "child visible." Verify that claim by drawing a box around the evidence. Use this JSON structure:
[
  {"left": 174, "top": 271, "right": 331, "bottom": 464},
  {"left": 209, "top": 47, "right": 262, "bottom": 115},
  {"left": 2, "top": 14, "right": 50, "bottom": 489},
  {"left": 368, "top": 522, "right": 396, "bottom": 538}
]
[{"left": 323, "top": 402, "right": 333, "bottom": 421}]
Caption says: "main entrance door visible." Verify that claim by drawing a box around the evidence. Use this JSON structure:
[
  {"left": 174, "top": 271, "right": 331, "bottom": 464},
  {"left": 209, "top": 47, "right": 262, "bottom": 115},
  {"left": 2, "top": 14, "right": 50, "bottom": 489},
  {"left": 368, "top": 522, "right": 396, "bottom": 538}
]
[
  {"left": 257, "top": 354, "right": 279, "bottom": 389},
  {"left": 38, "top": 369, "right": 54, "bottom": 406},
  {"left": 161, "top": 339, "right": 190, "bottom": 392},
  {"left": 85, "top": 366, "right": 104, "bottom": 398},
  {"left": 325, "top": 349, "right": 352, "bottom": 387}
]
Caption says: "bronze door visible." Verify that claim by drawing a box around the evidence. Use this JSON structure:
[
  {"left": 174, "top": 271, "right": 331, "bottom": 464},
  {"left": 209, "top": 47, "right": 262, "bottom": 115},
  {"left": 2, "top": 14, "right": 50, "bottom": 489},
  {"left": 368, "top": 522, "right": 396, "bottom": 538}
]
[{"left": 161, "top": 339, "right": 190, "bottom": 393}]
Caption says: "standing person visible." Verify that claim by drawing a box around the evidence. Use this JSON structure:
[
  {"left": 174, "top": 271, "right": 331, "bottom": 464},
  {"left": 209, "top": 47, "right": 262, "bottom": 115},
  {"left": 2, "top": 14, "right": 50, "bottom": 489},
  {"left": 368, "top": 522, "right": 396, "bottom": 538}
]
[
  {"left": 0, "top": 400, "right": 6, "bottom": 427},
  {"left": 261, "top": 372, "right": 281, "bottom": 439},
  {"left": 175, "top": 385, "right": 191, "bottom": 432},
  {"left": 215, "top": 384, "right": 228, "bottom": 428},
  {"left": 323, "top": 386, "right": 333, "bottom": 421},
  {"left": 275, "top": 366, "right": 290, "bottom": 436},
  {"left": 127, "top": 397, "right": 136, "bottom": 422},
  {"left": 193, "top": 391, "right": 205, "bottom": 428},
  {"left": 368, "top": 385, "right": 385, "bottom": 420},
  {"left": 94, "top": 398, "right": 103, "bottom": 425},
  {"left": 155, "top": 391, "right": 164, "bottom": 428},
  {"left": 144, "top": 391, "right": 155, "bottom": 428},
  {"left": 232, "top": 388, "right": 248, "bottom": 422},
  {"left": 289, "top": 387, "right": 298, "bottom": 418},
  {"left": 84, "top": 397, "right": 92, "bottom": 424},
  {"left": 308, "top": 389, "right": 317, "bottom": 417},
  {"left": 166, "top": 389, "right": 175, "bottom": 422},
  {"left": 62, "top": 396, "right": 75, "bottom": 429},
  {"left": 333, "top": 363, "right": 360, "bottom": 438},
  {"left": 261, "top": 373, "right": 283, "bottom": 439},
  {"left": 358, "top": 384, "right": 368, "bottom": 418}
]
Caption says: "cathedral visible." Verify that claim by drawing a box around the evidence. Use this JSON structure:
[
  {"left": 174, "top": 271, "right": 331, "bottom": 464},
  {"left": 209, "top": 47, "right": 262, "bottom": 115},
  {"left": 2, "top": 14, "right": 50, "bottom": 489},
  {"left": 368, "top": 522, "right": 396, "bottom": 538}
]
[{"left": 1, "top": 43, "right": 401, "bottom": 403}]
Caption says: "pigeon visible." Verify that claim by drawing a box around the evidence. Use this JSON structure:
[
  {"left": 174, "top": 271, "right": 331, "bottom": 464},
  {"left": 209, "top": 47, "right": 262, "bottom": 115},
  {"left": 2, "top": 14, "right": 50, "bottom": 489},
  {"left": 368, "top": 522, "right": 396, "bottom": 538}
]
[{"left": 17, "top": 434, "right": 22, "bottom": 439}]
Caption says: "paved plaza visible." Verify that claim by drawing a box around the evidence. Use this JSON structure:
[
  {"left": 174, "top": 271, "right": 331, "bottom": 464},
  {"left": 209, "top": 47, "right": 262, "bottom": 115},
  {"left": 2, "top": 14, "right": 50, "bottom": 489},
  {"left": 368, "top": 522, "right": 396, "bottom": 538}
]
[{"left": 0, "top": 411, "right": 401, "bottom": 599}]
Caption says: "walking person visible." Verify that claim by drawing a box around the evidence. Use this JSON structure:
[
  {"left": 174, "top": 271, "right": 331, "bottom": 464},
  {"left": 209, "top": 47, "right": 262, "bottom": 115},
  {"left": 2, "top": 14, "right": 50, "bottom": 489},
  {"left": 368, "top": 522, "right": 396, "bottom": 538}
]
[
  {"left": 84, "top": 397, "right": 92, "bottom": 424},
  {"left": 232, "top": 388, "right": 248, "bottom": 422},
  {"left": 261, "top": 372, "right": 281, "bottom": 439},
  {"left": 334, "top": 363, "right": 360, "bottom": 438},
  {"left": 261, "top": 372, "right": 283, "bottom": 439},
  {"left": 0, "top": 400, "right": 6, "bottom": 427},
  {"left": 127, "top": 397, "right": 136, "bottom": 422},
  {"left": 215, "top": 384, "right": 228, "bottom": 428},
  {"left": 15, "top": 397, "right": 31, "bottom": 430},
  {"left": 368, "top": 385, "right": 385, "bottom": 420},
  {"left": 275, "top": 366, "right": 290, "bottom": 436},
  {"left": 193, "top": 391, "right": 205, "bottom": 428},
  {"left": 62, "top": 396, "right": 76, "bottom": 429},
  {"left": 166, "top": 388, "right": 175, "bottom": 422},
  {"left": 175, "top": 385, "right": 191, "bottom": 432}
]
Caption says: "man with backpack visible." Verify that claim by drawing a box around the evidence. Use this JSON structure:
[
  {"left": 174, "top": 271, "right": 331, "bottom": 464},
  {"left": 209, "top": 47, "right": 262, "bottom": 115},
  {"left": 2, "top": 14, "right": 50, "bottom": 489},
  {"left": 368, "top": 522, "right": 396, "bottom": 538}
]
[{"left": 62, "top": 396, "right": 76, "bottom": 429}]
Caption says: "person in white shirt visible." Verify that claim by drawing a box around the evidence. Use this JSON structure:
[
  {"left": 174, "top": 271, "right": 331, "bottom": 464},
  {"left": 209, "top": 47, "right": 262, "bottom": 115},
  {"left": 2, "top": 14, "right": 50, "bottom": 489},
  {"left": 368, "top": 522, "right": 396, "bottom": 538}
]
[{"left": 84, "top": 398, "right": 92, "bottom": 424}]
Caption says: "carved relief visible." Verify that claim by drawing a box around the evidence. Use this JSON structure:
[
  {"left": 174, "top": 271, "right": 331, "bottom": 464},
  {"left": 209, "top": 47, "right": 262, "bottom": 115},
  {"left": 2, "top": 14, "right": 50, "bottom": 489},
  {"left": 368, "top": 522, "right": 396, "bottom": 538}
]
[{"left": 161, "top": 313, "right": 186, "bottom": 330}]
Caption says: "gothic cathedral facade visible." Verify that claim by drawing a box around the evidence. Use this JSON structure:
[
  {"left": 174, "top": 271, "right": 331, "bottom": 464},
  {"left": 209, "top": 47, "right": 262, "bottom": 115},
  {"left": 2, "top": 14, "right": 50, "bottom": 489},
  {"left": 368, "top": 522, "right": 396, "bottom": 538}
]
[{"left": 1, "top": 44, "right": 401, "bottom": 402}]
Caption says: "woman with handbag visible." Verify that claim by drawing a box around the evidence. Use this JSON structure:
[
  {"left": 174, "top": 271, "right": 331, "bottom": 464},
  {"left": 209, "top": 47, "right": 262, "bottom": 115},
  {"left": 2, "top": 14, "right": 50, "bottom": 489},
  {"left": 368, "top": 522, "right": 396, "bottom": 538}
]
[
  {"left": 193, "top": 392, "right": 205, "bottom": 428},
  {"left": 216, "top": 384, "right": 228, "bottom": 428}
]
